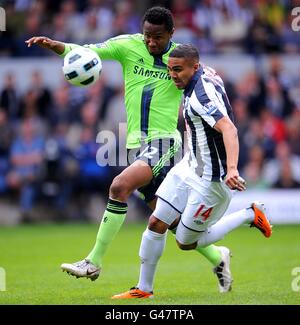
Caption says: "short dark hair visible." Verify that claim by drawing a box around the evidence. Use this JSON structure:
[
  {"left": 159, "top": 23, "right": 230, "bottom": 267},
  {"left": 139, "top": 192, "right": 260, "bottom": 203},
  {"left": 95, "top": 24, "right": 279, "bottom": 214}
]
[
  {"left": 142, "top": 6, "right": 174, "bottom": 32},
  {"left": 169, "top": 44, "right": 199, "bottom": 62}
]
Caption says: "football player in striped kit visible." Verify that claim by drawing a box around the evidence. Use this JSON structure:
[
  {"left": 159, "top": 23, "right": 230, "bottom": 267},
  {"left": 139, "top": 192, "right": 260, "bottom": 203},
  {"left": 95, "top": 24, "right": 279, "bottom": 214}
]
[{"left": 112, "top": 44, "right": 272, "bottom": 299}]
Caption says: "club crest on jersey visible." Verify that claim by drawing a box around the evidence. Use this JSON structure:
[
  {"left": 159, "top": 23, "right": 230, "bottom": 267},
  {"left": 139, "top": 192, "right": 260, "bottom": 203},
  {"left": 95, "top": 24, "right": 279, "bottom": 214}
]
[{"left": 203, "top": 101, "right": 217, "bottom": 114}]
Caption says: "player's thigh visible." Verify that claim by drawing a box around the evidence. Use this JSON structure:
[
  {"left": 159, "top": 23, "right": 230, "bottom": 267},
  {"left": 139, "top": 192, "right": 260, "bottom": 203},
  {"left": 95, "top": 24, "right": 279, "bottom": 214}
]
[
  {"left": 155, "top": 161, "right": 189, "bottom": 216},
  {"left": 153, "top": 197, "right": 181, "bottom": 226},
  {"left": 175, "top": 220, "right": 205, "bottom": 245},
  {"left": 113, "top": 159, "right": 153, "bottom": 193},
  {"left": 152, "top": 165, "right": 189, "bottom": 225}
]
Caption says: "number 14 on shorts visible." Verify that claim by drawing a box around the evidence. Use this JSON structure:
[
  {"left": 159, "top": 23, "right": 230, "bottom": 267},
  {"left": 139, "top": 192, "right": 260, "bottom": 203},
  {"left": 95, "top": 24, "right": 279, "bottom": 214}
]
[{"left": 193, "top": 205, "right": 213, "bottom": 221}]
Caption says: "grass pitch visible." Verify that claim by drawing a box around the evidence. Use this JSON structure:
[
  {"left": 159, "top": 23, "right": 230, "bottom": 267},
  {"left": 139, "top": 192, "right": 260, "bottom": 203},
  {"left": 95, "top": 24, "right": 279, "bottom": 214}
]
[{"left": 0, "top": 222, "right": 299, "bottom": 305}]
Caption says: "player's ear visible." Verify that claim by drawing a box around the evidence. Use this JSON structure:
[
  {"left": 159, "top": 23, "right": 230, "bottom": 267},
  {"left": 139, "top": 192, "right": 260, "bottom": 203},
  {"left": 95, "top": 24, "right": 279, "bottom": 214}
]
[
  {"left": 194, "top": 62, "right": 200, "bottom": 72},
  {"left": 170, "top": 28, "right": 175, "bottom": 38}
]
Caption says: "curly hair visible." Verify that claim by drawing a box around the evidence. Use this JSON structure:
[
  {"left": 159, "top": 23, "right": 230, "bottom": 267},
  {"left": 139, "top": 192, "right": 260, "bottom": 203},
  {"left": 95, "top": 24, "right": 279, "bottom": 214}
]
[{"left": 142, "top": 6, "right": 174, "bottom": 32}]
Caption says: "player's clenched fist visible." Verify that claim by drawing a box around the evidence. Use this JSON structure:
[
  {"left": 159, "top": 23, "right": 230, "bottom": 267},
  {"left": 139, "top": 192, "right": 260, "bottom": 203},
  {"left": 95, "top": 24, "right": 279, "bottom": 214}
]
[{"left": 226, "top": 174, "right": 246, "bottom": 191}]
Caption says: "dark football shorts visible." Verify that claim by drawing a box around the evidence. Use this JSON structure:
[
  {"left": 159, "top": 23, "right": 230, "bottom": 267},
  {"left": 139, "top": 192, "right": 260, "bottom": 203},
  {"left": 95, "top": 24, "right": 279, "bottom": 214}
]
[{"left": 127, "top": 137, "right": 182, "bottom": 203}]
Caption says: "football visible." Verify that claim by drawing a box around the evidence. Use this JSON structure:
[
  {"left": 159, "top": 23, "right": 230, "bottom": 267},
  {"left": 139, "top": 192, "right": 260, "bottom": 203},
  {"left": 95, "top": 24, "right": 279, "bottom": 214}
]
[{"left": 62, "top": 47, "right": 102, "bottom": 87}]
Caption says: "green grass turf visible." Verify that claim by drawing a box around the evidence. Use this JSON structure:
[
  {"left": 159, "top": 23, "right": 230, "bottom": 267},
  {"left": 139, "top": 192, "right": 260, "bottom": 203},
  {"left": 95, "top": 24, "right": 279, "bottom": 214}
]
[{"left": 0, "top": 223, "right": 299, "bottom": 305}]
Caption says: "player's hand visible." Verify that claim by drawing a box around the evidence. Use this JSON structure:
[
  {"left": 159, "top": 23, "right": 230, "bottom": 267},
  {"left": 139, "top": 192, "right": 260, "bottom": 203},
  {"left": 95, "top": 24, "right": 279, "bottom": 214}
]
[
  {"left": 25, "top": 36, "right": 55, "bottom": 49},
  {"left": 225, "top": 169, "right": 246, "bottom": 191}
]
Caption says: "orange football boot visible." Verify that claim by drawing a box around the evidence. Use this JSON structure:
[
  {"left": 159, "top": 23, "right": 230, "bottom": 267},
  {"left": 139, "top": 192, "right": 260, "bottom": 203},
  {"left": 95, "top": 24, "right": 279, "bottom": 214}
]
[
  {"left": 111, "top": 287, "right": 154, "bottom": 299},
  {"left": 250, "top": 201, "right": 272, "bottom": 238}
]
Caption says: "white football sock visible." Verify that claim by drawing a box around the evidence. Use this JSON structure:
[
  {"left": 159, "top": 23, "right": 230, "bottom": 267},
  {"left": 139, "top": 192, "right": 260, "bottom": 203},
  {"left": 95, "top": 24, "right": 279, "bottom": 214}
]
[
  {"left": 137, "top": 228, "right": 167, "bottom": 293},
  {"left": 197, "top": 207, "right": 254, "bottom": 248}
]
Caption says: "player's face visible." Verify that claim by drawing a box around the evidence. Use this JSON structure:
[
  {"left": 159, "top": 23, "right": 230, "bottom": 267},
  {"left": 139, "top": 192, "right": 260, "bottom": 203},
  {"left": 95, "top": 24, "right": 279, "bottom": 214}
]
[
  {"left": 167, "top": 57, "right": 199, "bottom": 89},
  {"left": 143, "top": 21, "right": 174, "bottom": 55}
]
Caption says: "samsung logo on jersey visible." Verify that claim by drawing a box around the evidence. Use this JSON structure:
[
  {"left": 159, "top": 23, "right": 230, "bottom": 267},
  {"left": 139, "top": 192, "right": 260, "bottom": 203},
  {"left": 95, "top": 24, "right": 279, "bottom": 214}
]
[{"left": 133, "top": 66, "right": 171, "bottom": 80}]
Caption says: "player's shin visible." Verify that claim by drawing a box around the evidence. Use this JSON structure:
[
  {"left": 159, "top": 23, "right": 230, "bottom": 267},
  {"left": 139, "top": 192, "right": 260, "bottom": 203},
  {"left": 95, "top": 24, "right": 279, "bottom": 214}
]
[
  {"left": 170, "top": 225, "right": 222, "bottom": 266},
  {"left": 137, "top": 228, "right": 167, "bottom": 293},
  {"left": 195, "top": 245, "right": 222, "bottom": 266},
  {"left": 86, "top": 198, "right": 127, "bottom": 267}
]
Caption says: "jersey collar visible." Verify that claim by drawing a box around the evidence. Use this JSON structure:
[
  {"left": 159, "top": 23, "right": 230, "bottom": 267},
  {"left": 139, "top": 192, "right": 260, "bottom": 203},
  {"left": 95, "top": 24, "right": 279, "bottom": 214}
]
[
  {"left": 163, "top": 41, "right": 172, "bottom": 54},
  {"left": 151, "top": 42, "right": 173, "bottom": 68},
  {"left": 184, "top": 66, "right": 203, "bottom": 97}
]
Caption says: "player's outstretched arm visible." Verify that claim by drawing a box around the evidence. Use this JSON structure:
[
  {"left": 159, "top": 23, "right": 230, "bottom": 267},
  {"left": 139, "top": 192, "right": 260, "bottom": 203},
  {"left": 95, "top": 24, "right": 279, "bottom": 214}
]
[
  {"left": 214, "top": 116, "right": 246, "bottom": 191},
  {"left": 25, "top": 36, "right": 65, "bottom": 55}
]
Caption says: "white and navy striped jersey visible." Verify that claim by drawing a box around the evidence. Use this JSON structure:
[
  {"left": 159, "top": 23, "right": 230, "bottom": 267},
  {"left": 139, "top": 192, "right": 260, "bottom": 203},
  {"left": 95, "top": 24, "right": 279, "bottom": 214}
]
[{"left": 183, "top": 65, "right": 234, "bottom": 182}]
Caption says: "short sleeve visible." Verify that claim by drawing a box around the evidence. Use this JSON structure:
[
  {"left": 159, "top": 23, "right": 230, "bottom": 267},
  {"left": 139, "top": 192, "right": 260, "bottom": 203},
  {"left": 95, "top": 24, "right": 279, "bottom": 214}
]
[
  {"left": 190, "top": 91, "right": 226, "bottom": 128},
  {"left": 87, "top": 35, "right": 132, "bottom": 64}
]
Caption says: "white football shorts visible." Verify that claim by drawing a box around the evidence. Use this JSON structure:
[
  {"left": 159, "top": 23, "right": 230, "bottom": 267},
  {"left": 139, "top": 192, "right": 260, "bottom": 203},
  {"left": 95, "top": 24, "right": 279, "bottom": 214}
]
[{"left": 154, "top": 158, "right": 233, "bottom": 244}]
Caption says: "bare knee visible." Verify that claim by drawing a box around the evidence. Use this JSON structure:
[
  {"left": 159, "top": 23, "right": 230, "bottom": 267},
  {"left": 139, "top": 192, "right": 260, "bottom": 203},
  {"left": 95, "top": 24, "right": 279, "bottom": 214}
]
[
  {"left": 169, "top": 218, "right": 180, "bottom": 231},
  {"left": 176, "top": 240, "right": 197, "bottom": 250},
  {"left": 148, "top": 215, "right": 169, "bottom": 234},
  {"left": 109, "top": 175, "right": 130, "bottom": 201}
]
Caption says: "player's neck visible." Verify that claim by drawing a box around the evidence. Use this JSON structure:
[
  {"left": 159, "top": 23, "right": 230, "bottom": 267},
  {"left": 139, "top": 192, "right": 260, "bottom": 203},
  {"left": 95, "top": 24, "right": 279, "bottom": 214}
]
[
  {"left": 152, "top": 41, "right": 172, "bottom": 57},
  {"left": 184, "top": 68, "right": 203, "bottom": 97}
]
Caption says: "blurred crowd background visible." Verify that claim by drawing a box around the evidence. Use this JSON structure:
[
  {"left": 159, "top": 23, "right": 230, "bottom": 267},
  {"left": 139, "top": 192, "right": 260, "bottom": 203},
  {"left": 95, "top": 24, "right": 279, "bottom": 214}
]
[
  {"left": 0, "top": 0, "right": 300, "bottom": 223},
  {"left": 1, "top": 0, "right": 300, "bottom": 56}
]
